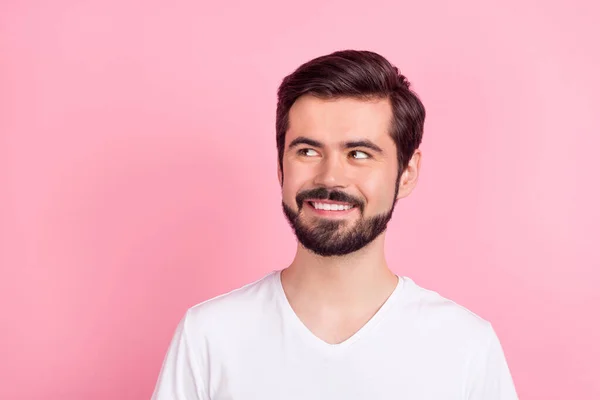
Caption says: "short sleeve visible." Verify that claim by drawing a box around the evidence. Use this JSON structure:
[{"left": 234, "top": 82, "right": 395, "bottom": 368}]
[
  {"left": 151, "top": 310, "right": 205, "bottom": 400},
  {"left": 466, "top": 323, "right": 519, "bottom": 400}
]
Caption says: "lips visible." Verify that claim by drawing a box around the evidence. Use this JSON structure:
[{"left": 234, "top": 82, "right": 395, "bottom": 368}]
[
  {"left": 302, "top": 199, "right": 358, "bottom": 217},
  {"left": 307, "top": 200, "right": 355, "bottom": 211},
  {"left": 296, "top": 188, "right": 363, "bottom": 214}
]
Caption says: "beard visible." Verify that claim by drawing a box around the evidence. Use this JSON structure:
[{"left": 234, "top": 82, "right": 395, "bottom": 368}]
[{"left": 282, "top": 182, "right": 399, "bottom": 257}]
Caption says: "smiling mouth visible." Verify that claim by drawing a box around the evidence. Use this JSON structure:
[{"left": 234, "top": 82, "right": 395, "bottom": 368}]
[{"left": 306, "top": 200, "right": 355, "bottom": 211}]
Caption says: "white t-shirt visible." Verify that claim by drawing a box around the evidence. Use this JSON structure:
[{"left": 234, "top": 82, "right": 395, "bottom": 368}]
[{"left": 151, "top": 270, "right": 518, "bottom": 399}]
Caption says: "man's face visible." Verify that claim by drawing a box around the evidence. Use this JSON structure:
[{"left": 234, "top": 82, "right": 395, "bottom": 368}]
[{"left": 279, "top": 95, "right": 402, "bottom": 257}]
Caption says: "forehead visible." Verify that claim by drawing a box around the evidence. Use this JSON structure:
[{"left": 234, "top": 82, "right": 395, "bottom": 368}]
[{"left": 287, "top": 95, "right": 393, "bottom": 144}]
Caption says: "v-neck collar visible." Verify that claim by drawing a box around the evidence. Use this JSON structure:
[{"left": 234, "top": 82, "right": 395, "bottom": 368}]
[{"left": 273, "top": 269, "right": 405, "bottom": 356}]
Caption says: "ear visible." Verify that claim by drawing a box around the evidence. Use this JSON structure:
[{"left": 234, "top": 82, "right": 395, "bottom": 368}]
[
  {"left": 277, "top": 161, "right": 283, "bottom": 187},
  {"left": 396, "top": 149, "right": 422, "bottom": 200}
]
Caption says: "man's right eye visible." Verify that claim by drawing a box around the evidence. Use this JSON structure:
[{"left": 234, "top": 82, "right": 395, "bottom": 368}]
[{"left": 298, "top": 148, "right": 319, "bottom": 157}]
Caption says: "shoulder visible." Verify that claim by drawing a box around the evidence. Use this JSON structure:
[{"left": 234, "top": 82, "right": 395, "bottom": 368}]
[
  {"left": 397, "top": 278, "right": 517, "bottom": 396},
  {"left": 398, "top": 276, "right": 495, "bottom": 344},
  {"left": 181, "top": 270, "right": 279, "bottom": 336}
]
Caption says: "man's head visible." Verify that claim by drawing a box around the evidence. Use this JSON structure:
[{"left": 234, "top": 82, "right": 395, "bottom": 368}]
[{"left": 276, "top": 50, "right": 425, "bottom": 257}]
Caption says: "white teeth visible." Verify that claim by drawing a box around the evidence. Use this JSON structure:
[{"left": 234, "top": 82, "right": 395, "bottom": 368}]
[{"left": 311, "top": 202, "right": 353, "bottom": 211}]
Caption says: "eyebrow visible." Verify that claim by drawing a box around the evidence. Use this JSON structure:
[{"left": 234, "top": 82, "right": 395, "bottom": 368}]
[
  {"left": 342, "top": 140, "right": 383, "bottom": 153},
  {"left": 288, "top": 136, "right": 384, "bottom": 154},
  {"left": 288, "top": 136, "right": 323, "bottom": 149}
]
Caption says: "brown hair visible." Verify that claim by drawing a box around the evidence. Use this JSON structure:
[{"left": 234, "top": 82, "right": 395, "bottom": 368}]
[{"left": 276, "top": 50, "right": 425, "bottom": 181}]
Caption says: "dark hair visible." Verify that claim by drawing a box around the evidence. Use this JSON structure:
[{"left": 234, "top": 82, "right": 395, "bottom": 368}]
[{"left": 276, "top": 49, "right": 426, "bottom": 181}]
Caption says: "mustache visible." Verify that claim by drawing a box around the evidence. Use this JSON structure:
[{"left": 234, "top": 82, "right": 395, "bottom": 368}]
[{"left": 296, "top": 188, "right": 365, "bottom": 213}]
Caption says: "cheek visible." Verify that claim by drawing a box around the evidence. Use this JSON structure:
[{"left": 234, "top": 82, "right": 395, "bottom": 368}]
[
  {"left": 282, "top": 161, "right": 313, "bottom": 205},
  {"left": 360, "top": 169, "right": 397, "bottom": 209}
]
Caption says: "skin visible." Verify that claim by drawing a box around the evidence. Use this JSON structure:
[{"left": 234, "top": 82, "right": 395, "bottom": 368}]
[{"left": 277, "top": 95, "right": 422, "bottom": 345}]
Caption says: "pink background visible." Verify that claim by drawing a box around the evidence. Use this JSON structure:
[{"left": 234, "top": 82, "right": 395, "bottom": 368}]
[{"left": 1, "top": 0, "right": 599, "bottom": 398}]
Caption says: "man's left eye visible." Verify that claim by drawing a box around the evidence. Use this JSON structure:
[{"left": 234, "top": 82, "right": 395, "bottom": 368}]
[{"left": 350, "top": 150, "right": 370, "bottom": 159}]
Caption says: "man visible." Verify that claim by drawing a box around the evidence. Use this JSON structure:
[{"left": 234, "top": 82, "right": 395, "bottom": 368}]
[{"left": 151, "top": 50, "right": 519, "bottom": 399}]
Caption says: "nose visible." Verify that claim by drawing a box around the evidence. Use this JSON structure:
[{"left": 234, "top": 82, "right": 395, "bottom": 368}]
[{"left": 313, "top": 155, "right": 349, "bottom": 188}]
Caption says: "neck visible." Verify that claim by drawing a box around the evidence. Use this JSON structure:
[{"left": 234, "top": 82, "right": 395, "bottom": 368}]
[{"left": 281, "top": 233, "right": 398, "bottom": 312}]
